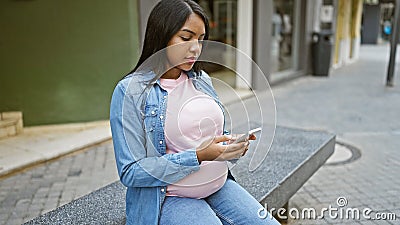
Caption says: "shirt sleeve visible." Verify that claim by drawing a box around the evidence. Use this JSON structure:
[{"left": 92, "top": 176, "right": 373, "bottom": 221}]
[{"left": 110, "top": 82, "right": 200, "bottom": 188}]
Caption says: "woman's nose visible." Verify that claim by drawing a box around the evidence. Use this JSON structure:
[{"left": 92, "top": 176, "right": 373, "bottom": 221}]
[{"left": 189, "top": 40, "right": 201, "bottom": 54}]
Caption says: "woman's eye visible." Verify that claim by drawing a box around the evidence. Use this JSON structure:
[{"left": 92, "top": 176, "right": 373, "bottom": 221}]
[{"left": 181, "top": 37, "right": 190, "bottom": 41}]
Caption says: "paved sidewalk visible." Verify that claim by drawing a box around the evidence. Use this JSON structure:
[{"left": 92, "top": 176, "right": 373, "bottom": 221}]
[
  {"left": 273, "top": 44, "right": 400, "bottom": 224},
  {"left": 0, "top": 141, "right": 118, "bottom": 225},
  {"left": 0, "top": 121, "right": 111, "bottom": 177}
]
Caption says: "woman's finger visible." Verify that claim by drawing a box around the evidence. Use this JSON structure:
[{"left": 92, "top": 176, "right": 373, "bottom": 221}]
[
  {"left": 226, "top": 133, "right": 245, "bottom": 144},
  {"left": 213, "top": 135, "right": 232, "bottom": 143}
]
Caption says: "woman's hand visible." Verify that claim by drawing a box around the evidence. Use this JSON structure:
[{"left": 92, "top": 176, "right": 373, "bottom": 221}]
[
  {"left": 227, "top": 133, "right": 257, "bottom": 144},
  {"left": 227, "top": 133, "right": 256, "bottom": 157},
  {"left": 195, "top": 134, "right": 256, "bottom": 163}
]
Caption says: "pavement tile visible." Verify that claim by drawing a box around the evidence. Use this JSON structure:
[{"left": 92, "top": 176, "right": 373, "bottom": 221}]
[
  {"left": 0, "top": 141, "right": 118, "bottom": 224},
  {"left": 5, "top": 218, "right": 24, "bottom": 225},
  {"left": 0, "top": 149, "right": 43, "bottom": 176},
  {"left": 0, "top": 217, "right": 8, "bottom": 225}
]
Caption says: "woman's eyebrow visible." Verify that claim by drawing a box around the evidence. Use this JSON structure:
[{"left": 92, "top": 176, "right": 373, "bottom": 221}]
[{"left": 181, "top": 29, "right": 205, "bottom": 36}]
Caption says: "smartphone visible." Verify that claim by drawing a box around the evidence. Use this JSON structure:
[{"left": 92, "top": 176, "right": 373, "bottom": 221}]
[{"left": 232, "top": 127, "right": 262, "bottom": 143}]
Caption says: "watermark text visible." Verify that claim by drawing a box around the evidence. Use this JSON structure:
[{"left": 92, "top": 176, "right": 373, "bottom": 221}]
[{"left": 258, "top": 197, "right": 397, "bottom": 221}]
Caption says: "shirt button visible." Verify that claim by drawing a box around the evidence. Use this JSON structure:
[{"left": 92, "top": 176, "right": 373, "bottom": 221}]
[
  {"left": 151, "top": 111, "right": 155, "bottom": 115},
  {"left": 159, "top": 140, "right": 163, "bottom": 144},
  {"left": 163, "top": 95, "right": 167, "bottom": 99},
  {"left": 161, "top": 188, "right": 165, "bottom": 192},
  {"left": 160, "top": 115, "right": 164, "bottom": 119}
]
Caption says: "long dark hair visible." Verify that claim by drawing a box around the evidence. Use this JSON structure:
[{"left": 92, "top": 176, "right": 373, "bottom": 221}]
[{"left": 128, "top": 0, "right": 209, "bottom": 75}]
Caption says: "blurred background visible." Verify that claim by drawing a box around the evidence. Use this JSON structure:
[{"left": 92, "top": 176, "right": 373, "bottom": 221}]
[
  {"left": 1, "top": 0, "right": 397, "bottom": 127},
  {"left": 1, "top": 1, "right": 400, "bottom": 224}
]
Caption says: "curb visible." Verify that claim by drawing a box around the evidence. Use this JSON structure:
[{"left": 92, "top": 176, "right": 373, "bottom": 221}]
[{"left": 0, "top": 124, "right": 112, "bottom": 179}]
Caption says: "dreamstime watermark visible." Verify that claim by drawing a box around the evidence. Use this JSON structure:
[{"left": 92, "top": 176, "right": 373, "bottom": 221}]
[{"left": 258, "top": 197, "right": 397, "bottom": 221}]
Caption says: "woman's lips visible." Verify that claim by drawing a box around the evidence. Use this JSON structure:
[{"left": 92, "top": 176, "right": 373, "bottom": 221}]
[{"left": 186, "top": 57, "right": 197, "bottom": 64}]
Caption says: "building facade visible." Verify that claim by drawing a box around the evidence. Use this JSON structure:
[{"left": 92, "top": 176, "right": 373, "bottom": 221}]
[
  {"left": 333, "top": 0, "right": 363, "bottom": 67},
  {"left": 0, "top": 0, "right": 140, "bottom": 126},
  {"left": 1, "top": 0, "right": 364, "bottom": 126},
  {"left": 139, "top": 0, "right": 321, "bottom": 89}
]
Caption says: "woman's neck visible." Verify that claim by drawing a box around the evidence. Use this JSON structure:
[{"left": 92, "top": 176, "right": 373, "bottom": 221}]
[{"left": 162, "top": 67, "right": 182, "bottom": 79}]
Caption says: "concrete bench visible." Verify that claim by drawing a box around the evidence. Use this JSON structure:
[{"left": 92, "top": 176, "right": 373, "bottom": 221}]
[{"left": 25, "top": 126, "right": 335, "bottom": 224}]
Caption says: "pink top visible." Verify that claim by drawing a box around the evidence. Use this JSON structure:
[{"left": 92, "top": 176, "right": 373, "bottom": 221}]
[{"left": 159, "top": 72, "right": 228, "bottom": 199}]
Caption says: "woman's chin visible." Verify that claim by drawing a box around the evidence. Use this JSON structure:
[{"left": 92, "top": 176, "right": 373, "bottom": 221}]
[{"left": 178, "top": 63, "right": 195, "bottom": 71}]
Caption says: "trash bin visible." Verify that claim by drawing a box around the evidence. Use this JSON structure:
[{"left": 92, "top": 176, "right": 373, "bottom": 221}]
[{"left": 312, "top": 30, "right": 333, "bottom": 76}]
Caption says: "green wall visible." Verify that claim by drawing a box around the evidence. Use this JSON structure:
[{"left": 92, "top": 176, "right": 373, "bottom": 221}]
[{"left": 0, "top": 0, "right": 139, "bottom": 126}]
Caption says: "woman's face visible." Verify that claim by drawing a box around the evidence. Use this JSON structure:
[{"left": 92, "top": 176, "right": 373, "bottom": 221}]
[{"left": 165, "top": 13, "right": 205, "bottom": 74}]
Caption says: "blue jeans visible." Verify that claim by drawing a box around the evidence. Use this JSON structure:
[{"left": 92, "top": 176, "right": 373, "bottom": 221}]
[{"left": 159, "top": 179, "right": 281, "bottom": 225}]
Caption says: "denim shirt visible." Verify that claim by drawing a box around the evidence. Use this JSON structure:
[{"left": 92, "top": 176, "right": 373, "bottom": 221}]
[{"left": 110, "top": 70, "right": 228, "bottom": 225}]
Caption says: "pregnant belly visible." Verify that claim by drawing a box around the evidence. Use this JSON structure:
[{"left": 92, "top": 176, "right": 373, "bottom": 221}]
[{"left": 166, "top": 161, "right": 228, "bottom": 199}]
